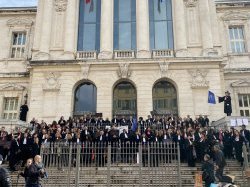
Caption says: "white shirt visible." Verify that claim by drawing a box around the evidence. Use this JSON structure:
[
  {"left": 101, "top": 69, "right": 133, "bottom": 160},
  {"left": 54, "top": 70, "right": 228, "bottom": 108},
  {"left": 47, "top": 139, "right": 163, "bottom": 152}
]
[{"left": 23, "top": 138, "right": 27, "bottom": 145}]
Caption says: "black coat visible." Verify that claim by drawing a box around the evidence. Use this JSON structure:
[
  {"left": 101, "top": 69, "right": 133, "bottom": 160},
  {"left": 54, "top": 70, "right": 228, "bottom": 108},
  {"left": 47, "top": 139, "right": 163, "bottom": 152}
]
[
  {"left": 26, "top": 163, "right": 43, "bottom": 185},
  {"left": 202, "top": 160, "right": 215, "bottom": 187},
  {"left": 19, "top": 104, "right": 29, "bottom": 122},
  {"left": 219, "top": 96, "right": 232, "bottom": 114},
  {"left": 185, "top": 139, "right": 196, "bottom": 167},
  {"left": 0, "top": 167, "right": 11, "bottom": 187},
  {"left": 240, "top": 129, "right": 250, "bottom": 142}
]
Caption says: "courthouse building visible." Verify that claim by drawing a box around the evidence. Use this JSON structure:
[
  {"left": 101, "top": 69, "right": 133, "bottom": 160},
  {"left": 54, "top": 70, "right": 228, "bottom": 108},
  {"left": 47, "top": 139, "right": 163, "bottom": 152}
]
[{"left": 0, "top": 0, "right": 250, "bottom": 124}]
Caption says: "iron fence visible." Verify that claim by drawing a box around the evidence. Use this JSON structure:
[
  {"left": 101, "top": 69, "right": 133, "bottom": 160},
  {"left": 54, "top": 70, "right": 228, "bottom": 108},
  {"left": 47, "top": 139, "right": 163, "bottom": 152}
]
[{"left": 40, "top": 141, "right": 181, "bottom": 187}]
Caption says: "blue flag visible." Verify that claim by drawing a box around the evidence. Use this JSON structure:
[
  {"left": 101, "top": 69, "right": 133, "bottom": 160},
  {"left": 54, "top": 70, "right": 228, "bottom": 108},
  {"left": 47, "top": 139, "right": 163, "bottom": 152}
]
[
  {"left": 131, "top": 117, "right": 137, "bottom": 132},
  {"left": 208, "top": 91, "right": 216, "bottom": 104}
]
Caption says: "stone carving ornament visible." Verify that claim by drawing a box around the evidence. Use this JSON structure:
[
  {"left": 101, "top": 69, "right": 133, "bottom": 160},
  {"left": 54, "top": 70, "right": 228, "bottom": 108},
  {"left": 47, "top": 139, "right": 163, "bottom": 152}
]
[
  {"left": 188, "top": 69, "right": 209, "bottom": 88},
  {"left": 7, "top": 18, "right": 33, "bottom": 27},
  {"left": 159, "top": 61, "right": 171, "bottom": 78},
  {"left": 43, "top": 72, "right": 61, "bottom": 91},
  {"left": 54, "top": 0, "right": 68, "bottom": 12},
  {"left": 184, "top": 0, "right": 198, "bottom": 7},
  {"left": 117, "top": 63, "right": 131, "bottom": 78}
]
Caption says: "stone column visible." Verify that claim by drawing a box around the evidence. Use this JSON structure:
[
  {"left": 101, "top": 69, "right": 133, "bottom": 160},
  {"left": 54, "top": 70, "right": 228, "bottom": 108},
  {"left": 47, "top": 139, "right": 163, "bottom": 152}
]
[
  {"left": 33, "top": 0, "right": 44, "bottom": 51},
  {"left": 64, "top": 0, "right": 77, "bottom": 59},
  {"left": 136, "top": 0, "right": 150, "bottom": 58},
  {"left": 98, "top": 0, "right": 113, "bottom": 59},
  {"left": 199, "top": 0, "right": 214, "bottom": 55},
  {"left": 208, "top": 0, "right": 221, "bottom": 47},
  {"left": 174, "top": 0, "right": 189, "bottom": 57},
  {"left": 39, "top": 0, "right": 53, "bottom": 59}
]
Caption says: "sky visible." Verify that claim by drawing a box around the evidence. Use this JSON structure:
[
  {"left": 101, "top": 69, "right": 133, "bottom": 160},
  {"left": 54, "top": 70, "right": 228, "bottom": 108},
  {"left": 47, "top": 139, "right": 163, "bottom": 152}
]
[{"left": 0, "top": 0, "right": 38, "bottom": 7}]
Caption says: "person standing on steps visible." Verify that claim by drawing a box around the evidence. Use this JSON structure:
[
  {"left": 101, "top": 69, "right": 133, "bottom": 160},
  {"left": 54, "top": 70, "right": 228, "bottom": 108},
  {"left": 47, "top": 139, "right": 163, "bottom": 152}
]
[
  {"left": 213, "top": 144, "right": 226, "bottom": 182},
  {"left": 218, "top": 91, "right": 232, "bottom": 116}
]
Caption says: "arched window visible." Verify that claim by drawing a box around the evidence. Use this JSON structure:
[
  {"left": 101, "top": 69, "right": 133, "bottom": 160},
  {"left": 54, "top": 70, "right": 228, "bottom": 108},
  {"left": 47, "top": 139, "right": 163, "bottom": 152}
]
[
  {"left": 149, "top": 0, "right": 173, "bottom": 50},
  {"left": 74, "top": 82, "right": 97, "bottom": 115},
  {"left": 78, "top": 0, "right": 101, "bottom": 51},
  {"left": 113, "top": 81, "right": 137, "bottom": 117},
  {"left": 152, "top": 81, "right": 177, "bottom": 115}
]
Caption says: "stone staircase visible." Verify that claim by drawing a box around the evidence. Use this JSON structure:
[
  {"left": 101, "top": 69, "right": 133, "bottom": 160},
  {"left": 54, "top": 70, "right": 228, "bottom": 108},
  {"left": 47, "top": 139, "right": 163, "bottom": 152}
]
[{"left": 7, "top": 159, "right": 248, "bottom": 187}]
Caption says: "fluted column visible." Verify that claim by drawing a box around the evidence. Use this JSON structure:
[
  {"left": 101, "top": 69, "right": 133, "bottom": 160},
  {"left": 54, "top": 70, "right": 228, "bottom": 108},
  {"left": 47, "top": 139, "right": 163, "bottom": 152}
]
[
  {"left": 98, "top": 0, "right": 113, "bottom": 59},
  {"left": 136, "top": 0, "right": 150, "bottom": 58},
  {"left": 33, "top": 0, "right": 44, "bottom": 51},
  {"left": 174, "top": 0, "right": 188, "bottom": 57},
  {"left": 199, "top": 0, "right": 214, "bottom": 55},
  {"left": 39, "top": 0, "right": 53, "bottom": 59},
  {"left": 64, "top": 0, "right": 77, "bottom": 59}
]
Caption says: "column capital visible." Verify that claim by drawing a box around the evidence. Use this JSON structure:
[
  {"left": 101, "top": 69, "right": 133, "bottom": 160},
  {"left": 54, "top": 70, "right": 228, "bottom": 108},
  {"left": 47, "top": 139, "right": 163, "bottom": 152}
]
[{"left": 184, "top": 0, "right": 198, "bottom": 7}]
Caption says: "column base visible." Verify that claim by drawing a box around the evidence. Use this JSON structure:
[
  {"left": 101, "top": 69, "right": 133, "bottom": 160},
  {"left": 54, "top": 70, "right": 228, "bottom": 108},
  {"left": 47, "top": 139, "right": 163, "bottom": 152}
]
[
  {"left": 136, "top": 50, "right": 151, "bottom": 58},
  {"left": 175, "top": 49, "right": 192, "bottom": 57},
  {"left": 98, "top": 51, "right": 113, "bottom": 59},
  {"left": 202, "top": 48, "right": 218, "bottom": 57}
]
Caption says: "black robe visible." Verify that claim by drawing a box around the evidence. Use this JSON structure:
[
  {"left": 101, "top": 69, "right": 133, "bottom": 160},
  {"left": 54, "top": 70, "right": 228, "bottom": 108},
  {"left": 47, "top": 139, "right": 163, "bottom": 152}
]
[
  {"left": 19, "top": 104, "right": 29, "bottom": 121},
  {"left": 218, "top": 96, "right": 232, "bottom": 115}
]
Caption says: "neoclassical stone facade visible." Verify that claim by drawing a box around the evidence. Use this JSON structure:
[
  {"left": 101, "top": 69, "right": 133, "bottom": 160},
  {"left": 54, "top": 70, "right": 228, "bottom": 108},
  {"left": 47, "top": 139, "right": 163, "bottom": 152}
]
[{"left": 0, "top": 0, "right": 249, "bottom": 123}]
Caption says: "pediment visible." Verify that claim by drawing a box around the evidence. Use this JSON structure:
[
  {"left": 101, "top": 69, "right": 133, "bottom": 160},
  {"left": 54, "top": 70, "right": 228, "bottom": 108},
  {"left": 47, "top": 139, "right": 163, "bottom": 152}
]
[
  {"left": 0, "top": 83, "right": 26, "bottom": 91},
  {"left": 7, "top": 18, "right": 33, "bottom": 27},
  {"left": 231, "top": 80, "right": 250, "bottom": 87},
  {"left": 222, "top": 11, "right": 250, "bottom": 21}
]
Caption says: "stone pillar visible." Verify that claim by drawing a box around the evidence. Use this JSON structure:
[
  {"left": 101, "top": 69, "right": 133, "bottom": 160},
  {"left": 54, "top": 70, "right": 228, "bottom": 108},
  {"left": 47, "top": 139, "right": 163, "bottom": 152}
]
[
  {"left": 174, "top": 0, "right": 189, "bottom": 57},
  {"left": 64, "top": 0, "right": 77, "bottom": 59},
  {"left": 199, "top": 0, "right": 214, "bottom": 55},
  {"left": 208, "top": 0, "right": 221, "bottom": 47},
  {"left": 39, "top": 0, "right": 53, "bottom": 59},
  {"left": 33, "top": 0, "right": 44, "bottom": 51},
  {"left": 136, "top": 0, "right": 150, "bottom": 58},
  {"left": 98, "top": 0, "right": 113, "bottom": 59}
]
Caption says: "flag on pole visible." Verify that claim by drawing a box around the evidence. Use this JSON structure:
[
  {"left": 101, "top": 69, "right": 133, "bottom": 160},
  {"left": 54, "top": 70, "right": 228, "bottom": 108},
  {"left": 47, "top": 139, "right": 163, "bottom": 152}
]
[
  {"left": 208, "top": 91, "right": 216, "bottom": 104},
  {"left": 86, "top": 0, "right": 91, "bottom": 4},
  {"left": 131, "top": 117, "right": 138, "bottom": 132}
]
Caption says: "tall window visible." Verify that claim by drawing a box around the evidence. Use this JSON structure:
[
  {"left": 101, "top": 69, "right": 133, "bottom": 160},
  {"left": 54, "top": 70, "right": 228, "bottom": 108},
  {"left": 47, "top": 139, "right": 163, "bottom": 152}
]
[
  {"left": 229, "top": 26, "right": 246, "bottom": 53},
  {"left": 3, "top": 97, "right": 19, "bottom": 120},
  {"left": 114, "top": 0, "right": 136, "bottom": 50},
  {"left": 78, "top": 0, "right": 101, "bottom": 51},
  {"left": 149, "top": 0, "right": 173, "bottom": 50},
  {"left": 74, "top": 83, "right": 97, "bottom": 116},
  {"left": 153, "top": 81, "right": 177, "bottom": 115},
  {"left": 11, "top": 32, "right": 26, "bottom": 58},
  {"left": 238, "top": 94, "right": 250, "bottom": 116}
]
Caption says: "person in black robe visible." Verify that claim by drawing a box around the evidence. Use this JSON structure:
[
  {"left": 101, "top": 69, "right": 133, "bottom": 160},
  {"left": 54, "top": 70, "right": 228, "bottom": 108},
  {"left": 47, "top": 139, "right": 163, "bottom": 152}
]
[
  {"left": 233, "top": 130, "right": 244, "bottom": 166},
  {"left": 185, "top": 135, "right": 196, "bottom": 167},
  {"left": 19, "top": 102, "right": 29, "bottom": 121},
  {"left": 218, "top": 91, "right": 232, "bottom": 116}
]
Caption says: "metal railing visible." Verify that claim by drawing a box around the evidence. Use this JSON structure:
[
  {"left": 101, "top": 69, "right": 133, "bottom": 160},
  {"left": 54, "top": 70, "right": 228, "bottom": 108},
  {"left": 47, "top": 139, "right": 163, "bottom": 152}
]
[
  {"left": 73, "top": 122, "right": 167, "bottom": 133},
  {"left": 243, "top": 143, "right": 250, "bottom": 187},
  {"left": 40, "top": 142, "right": 181, "bottom": 187}
]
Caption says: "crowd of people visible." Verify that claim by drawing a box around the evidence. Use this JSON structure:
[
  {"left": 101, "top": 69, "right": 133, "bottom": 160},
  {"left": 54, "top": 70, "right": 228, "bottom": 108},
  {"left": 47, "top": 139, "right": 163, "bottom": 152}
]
[
  {"left": 0, "top": 114, "right": 249, "bottom": 170},
  {"left": 0, "top": 114, "right": 249, "bottom": 186}
]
